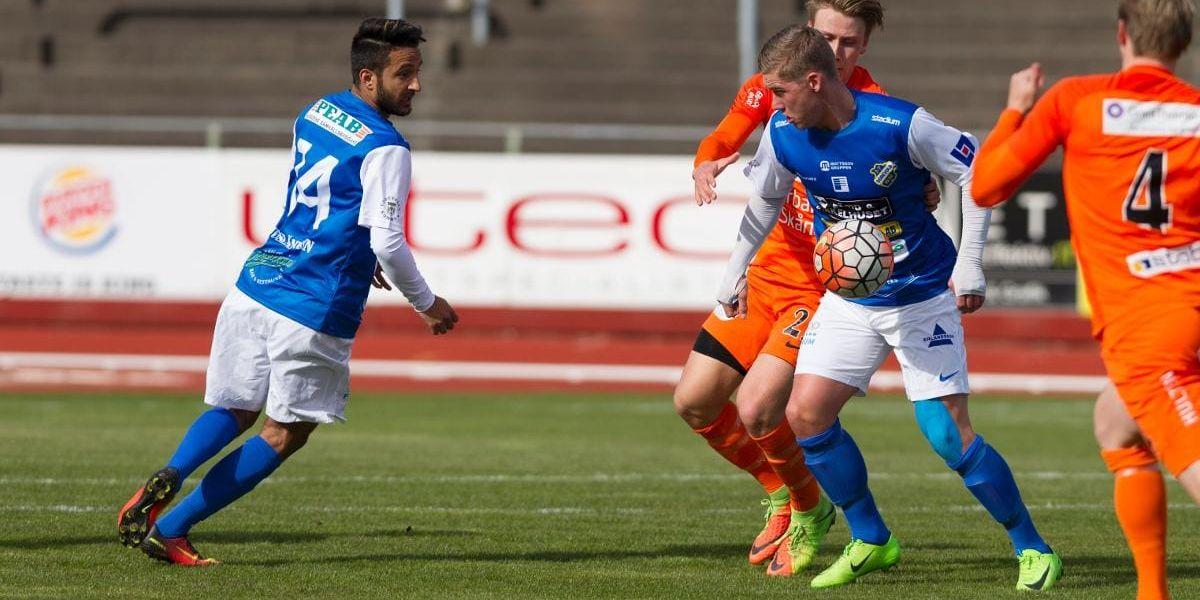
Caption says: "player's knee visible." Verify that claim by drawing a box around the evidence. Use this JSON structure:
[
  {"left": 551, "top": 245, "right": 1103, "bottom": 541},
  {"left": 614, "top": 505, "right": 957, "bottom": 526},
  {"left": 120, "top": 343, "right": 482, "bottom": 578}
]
[
  {"left": 1092, "top": 386, "right": 1143, "bottom": 449},
  {"left": 229, "top": 408, "right": 261, "bottom": 434},
  {"left": 672, "top": 387, "right": 723, "bottom": 429},
  {"left": 786, "top": 399, "right": 833, "bottom": 438},
  {"left": 914, "top": 400, "right": 964, "bottom": 465},
  {"left": 735, "top": 388, "right": 784, "bottom": 437},
  {"left": 261, "top": 420, "right": 317, "bottom": 459}
]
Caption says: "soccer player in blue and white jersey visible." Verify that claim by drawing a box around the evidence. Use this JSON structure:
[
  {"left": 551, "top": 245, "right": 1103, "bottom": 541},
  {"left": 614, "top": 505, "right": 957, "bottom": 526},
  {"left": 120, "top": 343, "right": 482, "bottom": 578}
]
[
  {"left": 116, "top": 18, "right": 457, "bottom": 566},
  {"left": 714, "top": 27, "right": 1061, "bottom": 590}
]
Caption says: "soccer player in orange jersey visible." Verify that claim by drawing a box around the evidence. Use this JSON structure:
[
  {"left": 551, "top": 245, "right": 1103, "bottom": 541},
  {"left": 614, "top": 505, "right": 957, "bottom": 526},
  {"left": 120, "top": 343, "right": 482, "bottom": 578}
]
[
  {"left": 974, "top": 2, "right": 1200, "bottom": 598},
  {"left": 674, "top": 0, "right": 941, "bottom": 577}
]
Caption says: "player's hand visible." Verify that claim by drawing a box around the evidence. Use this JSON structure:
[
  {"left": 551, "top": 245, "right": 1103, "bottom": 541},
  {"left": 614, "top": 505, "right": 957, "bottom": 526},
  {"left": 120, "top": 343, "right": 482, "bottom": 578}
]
[
  {"left": 957, "top": 294, "right": 985, "bottom": 314},
  {"left": 950, "top": 279, "right": 987, "bottom": 314},
  {"left": 371, "top": 263, "right": 392, "bottom": 290},
  {"left": 1007, "top": 62, "right": 1044, "bottom": 114},
  {"left": 692, "top": 153, "right": 740, "bottom": 205},
  {"left": 418, "top": 296, "right": 459, "bottom": 335},
  {"left": 719, "top": 280, "right": 749, "bottom": 319},
  {"left": 923, "top": 180, "right": 941, "bottom": 213}
]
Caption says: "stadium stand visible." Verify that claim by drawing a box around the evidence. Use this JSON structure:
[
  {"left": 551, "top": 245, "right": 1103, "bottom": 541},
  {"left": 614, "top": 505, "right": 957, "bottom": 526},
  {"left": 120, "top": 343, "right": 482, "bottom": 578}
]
[{"left": 2, "top": 0, "right": 1195, "bottom": 151}]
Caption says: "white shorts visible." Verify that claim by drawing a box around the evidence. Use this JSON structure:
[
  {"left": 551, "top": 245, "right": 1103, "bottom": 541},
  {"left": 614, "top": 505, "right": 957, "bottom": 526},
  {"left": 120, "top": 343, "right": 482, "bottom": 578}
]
[
  {"left": 795, "top": 290, "right": 970, "bottom": 400},
  {"left": 203, "top": 287, "right": 353, "bottom": 424}
]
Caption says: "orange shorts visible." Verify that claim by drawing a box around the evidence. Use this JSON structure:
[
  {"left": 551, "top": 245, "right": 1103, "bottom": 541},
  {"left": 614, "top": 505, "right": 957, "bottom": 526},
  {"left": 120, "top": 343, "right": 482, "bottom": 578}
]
[
  {"left": 1101, "top": 304, "right": 1200, "bottom": 476},
  {"left": 696, "top": 267, "right": 824, "bottom": 373}
]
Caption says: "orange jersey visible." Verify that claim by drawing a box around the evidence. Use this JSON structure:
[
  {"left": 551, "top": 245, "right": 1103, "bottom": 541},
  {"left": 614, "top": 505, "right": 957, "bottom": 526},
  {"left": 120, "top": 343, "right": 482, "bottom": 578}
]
[
  {"left": 974, "top": 66, "right": 1200, "bottom": 336},
  {"left": 695, "top": 67, "right": 885, "bottom": 285}
]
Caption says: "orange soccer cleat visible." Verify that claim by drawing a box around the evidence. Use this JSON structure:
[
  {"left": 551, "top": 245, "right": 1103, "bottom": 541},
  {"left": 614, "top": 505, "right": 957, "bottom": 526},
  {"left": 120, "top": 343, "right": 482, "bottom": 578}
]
[
  {"left": 749, "top": 492, "right": 792, "bottom": 565},
  {"left": 117, "top": 467, "right": 181, "bottom": 548},
  {"left": 139, "top": 526, "right": 219, "bottom": 567}
]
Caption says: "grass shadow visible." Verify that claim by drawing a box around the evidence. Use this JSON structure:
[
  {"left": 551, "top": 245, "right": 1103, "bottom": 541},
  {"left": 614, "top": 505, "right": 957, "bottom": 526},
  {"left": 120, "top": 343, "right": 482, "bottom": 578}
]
[{"left": 234, "top": 542, "right": 747, "bottom": 567}]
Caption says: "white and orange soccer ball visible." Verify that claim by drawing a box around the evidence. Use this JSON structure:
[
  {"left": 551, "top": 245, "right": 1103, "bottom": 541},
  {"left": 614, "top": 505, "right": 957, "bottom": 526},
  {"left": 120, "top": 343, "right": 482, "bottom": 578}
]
[{"left": 813, "top": 219, "right": 894, "bottom": 299}]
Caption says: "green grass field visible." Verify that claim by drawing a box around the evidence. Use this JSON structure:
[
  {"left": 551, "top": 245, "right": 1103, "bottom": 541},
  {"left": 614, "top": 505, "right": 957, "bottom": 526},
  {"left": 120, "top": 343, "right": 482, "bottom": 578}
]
[{"left": 1, "top": 391, "right": 1198, "bottom": 599}]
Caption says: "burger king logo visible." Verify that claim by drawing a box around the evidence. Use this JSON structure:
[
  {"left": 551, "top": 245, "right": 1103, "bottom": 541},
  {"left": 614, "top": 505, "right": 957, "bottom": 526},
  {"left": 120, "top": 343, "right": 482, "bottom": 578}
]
[{"left": 33, "top": 166, "right": 118, "bottom": 253}]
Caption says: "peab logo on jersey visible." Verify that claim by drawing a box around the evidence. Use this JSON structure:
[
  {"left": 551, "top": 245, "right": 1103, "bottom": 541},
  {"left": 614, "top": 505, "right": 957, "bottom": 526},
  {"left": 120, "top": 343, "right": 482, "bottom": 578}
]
[
  {"left": 950, "top": 134, "right": 976, "bottom": 167},
  {"left": 924, "top": 324, "right": 954, "bottom": 348},
  {"left": 32, "top": 165, "right": 118, "bottom": 254},
  {"left": 305, "top": 99, "right": 373, "bottom": 146}
]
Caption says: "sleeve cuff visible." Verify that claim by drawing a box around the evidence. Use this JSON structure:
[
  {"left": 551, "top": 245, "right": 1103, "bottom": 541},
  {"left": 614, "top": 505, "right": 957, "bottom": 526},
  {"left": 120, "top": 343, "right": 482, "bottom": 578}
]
[{"left": 409, "top": 288, "right": 436, "bottom": 313}]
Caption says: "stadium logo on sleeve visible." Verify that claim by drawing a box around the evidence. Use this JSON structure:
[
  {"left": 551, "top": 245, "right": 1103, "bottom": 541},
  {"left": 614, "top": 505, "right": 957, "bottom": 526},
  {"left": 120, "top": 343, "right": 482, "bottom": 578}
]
[
  {"left": 32, "top": 165, "right": 118, "bottom": 254},
  {"left": 950, "top": 135, "right": 976, "bottom": 167},
  {"left": 305, "top": 99, "right": 373, "bottom": 146}
]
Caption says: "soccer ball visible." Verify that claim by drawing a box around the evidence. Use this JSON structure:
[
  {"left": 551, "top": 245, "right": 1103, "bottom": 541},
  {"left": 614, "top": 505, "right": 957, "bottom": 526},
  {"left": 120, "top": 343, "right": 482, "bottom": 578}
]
[{"left": 813, "top": 219, "right": 894, "bottom": 298}]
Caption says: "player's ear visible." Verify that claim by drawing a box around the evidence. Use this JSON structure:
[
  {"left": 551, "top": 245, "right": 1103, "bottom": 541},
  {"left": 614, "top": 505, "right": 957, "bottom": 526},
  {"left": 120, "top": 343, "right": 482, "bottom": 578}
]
[
  {"left": 807, "top": 71, "right": 822, "bottom": 93},
  {"left": 1116, "top": 18, "right": 1129, "bottom": 48},
  {"left": 356, "top": 68, "right": 376, "bottom": 92}
]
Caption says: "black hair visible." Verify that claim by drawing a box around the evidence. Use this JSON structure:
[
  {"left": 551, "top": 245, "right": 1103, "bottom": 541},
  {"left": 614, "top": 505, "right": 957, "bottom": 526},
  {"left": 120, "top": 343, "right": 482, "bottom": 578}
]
[{"left": 351, "top": 17, "right": 425, "bottom": 84}]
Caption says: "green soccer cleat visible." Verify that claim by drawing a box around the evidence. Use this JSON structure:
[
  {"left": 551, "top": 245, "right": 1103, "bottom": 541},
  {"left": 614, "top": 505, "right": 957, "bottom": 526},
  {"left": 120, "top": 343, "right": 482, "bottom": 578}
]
[
  {"left": 809, "top": 535, "right": 901, "bottom": 589},
  {"left": 1016, "top": 549, "right": 1063, "bottom": 591},
  {"left": 766, "top": 495, "right": 836, "bottom": 577}
]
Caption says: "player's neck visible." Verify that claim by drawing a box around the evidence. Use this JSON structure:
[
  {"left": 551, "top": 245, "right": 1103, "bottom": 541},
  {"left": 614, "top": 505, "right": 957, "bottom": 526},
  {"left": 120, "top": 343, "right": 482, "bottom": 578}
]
[
  {"left": 816, "top": 86, "right": 857, "bottom": 131},
  {"left": 1122, "top": 55, "right": 1175, "bottom": 73},
  {"left": 351, "top": 86, "right": 386, "bottom": 116}
]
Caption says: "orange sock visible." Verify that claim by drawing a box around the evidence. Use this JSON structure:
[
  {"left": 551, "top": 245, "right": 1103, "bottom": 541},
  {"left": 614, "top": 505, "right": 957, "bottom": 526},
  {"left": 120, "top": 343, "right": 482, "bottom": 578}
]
[
  {"left": 693, "top": 402, "right": 784, "bottom": 494},
  {"left": 751, "top": 420, "right": 821, "bottom": 512},
  {"left": 1102, "top": 446, "right": 1168, "bottom": 600}
]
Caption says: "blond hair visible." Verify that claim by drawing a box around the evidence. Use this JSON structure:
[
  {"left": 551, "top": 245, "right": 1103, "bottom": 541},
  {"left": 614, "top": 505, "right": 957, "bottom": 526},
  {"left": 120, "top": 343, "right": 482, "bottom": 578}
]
[
  {"left": 759, "top": 25, "right": 839, "bottom": 83},
  {"left": 1119, "top": 0, "right": 1195, "bottom": 60},
  {"left": 805, "top": 0, "right": 885, "bottom": 38}
]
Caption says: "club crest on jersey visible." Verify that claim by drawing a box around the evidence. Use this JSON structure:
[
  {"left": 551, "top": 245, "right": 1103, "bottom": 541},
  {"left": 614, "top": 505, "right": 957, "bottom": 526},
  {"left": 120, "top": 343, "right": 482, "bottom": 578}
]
[
  {"left": 382, "top": 195, "right": 400, "bottom": 222},
  {"left": 305, "top": 99, "right": 373, "bottom": 146},
  {"left": 950, "top": 134, "right": 976, "bottom": 167},
  {"left": 870, "top": 161, "right": 898, "bottom": 187}
]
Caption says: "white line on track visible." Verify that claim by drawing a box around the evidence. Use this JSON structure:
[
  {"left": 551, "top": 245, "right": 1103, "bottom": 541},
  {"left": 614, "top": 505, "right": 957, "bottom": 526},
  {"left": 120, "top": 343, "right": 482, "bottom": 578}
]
[
  {"left": 0, "top": 352, "right": 1108, "bottom": 393},
  {"left": 0, "top": 471, "right": 1113, "bottom": 486}
]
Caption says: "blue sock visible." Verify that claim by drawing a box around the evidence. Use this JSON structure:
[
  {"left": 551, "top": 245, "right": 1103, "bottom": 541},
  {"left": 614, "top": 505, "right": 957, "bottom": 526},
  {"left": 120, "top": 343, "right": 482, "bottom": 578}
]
[
  {"left": 166, "top": 407, "right": 243, "bottom": 480},
  {"left": 797, "top": 419, "right": 890, "bottom": 545},
  {"left": 156, "top": 436, "right": 282, "bottom": 538},
  {"left": 952, "top": 435, "right": 1051, "bottom": 555}
]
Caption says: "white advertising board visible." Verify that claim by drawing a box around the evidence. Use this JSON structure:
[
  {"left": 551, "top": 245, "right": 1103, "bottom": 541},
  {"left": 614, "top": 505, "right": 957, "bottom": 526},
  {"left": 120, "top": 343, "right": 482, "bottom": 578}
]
[{"left": 3, "top": 145, "right": 756, "bottom": 309}]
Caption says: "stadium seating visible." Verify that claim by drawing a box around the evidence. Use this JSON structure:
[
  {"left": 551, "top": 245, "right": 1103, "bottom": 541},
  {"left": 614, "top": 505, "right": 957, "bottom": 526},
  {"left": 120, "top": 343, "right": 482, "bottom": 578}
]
[{"left": 0, "top": 0, "right": 1196, "bottom": 150}]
